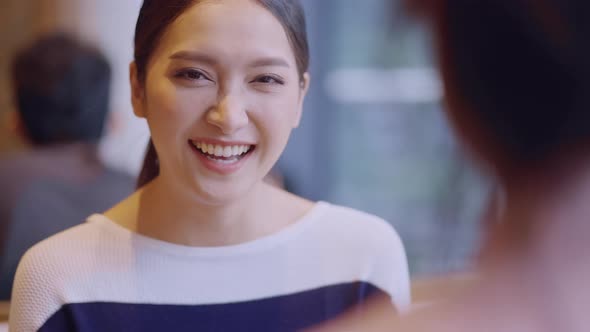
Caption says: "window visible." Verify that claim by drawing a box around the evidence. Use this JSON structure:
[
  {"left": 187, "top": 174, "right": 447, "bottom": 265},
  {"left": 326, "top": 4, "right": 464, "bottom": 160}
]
[{"left": 284, "top": 0, "right": 490, "bottom": 275}]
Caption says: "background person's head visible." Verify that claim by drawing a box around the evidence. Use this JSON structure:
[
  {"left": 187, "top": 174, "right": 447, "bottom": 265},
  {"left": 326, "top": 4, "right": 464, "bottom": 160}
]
[
  {"left": 414, "top": 0, "right": 590, "bottom": 184},
  {"left": 131, "top": 0, "right": 310, "bottom": 198},
  {"left": 11, "top": 33, "right": 111, "bottom": 147}
]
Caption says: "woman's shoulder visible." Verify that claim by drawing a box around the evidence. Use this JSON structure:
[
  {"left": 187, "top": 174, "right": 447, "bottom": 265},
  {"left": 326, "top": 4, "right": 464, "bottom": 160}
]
[
  {"left": 14, "top": 217, "right": 112, "bottom": 285},
  {"left": 20, "top": 215, "right": 109, "bottom": 260},
  {"left": 14, "top": 214, "right": 130, "bottom": 290},
  {"left": 310, "top": 202, "right": 408, "bottom": 274},
  {"left": 316, "top": 202, "right": 402, "bottom": 244},
  {"left": 9, "top": 217, "right": 112, "bottom": 331},
  {"left": 312, "top": 202, "right": 410, "bottom": 310}
]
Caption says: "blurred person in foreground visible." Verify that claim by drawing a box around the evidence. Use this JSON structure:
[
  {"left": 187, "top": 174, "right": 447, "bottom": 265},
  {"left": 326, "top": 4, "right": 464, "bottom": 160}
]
[
  {"left": 311, "top": 0, "right": 590, "bottom": 331},
  {"left": 0, "top": 34, "right": 134, "bottom": 299}
]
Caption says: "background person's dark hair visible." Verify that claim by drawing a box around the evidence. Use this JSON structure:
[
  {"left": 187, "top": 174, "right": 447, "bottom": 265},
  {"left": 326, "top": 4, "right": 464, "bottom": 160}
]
[
  {"left": 11, "top": 33, "right": 112, "bottom": 146},
  {"left": 134, "top": 0, "right": 309, "bottom": 188},
  {"left": 415, "top": 0, "right": 590, "bottom": 179}
]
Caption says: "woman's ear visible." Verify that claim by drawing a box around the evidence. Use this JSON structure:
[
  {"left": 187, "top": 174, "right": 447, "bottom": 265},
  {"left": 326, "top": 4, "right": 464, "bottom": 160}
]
[
  {"left": 130, "top": 61, "right": 147, "bottom": 118},
  {"left": 293, "top": 72, "right": 311, "bottom": 128}
]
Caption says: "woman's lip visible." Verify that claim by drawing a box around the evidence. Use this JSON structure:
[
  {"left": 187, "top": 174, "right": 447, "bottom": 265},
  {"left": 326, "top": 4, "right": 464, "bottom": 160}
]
[{"left": 190, "top": 138, "right": 256, "bottom": 146}]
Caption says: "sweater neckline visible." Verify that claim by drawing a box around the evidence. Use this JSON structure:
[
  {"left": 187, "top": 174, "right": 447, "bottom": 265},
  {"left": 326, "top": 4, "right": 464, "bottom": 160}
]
[{"left": 87, "top": 201, "right": 329, "bottom": 257}]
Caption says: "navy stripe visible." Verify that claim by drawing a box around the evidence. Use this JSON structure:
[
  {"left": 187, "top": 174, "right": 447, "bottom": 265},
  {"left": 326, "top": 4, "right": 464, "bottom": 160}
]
[{"left": 40, "top": 281, "right": 389, "bottom": 331}]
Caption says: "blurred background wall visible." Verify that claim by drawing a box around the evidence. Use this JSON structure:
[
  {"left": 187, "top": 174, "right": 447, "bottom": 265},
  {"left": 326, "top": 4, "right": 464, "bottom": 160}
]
[
  {"left": 292, "top": 0, "right": 491, "bottom": 275},
  {"left": 0, "top": 0, "right": 491, "bottom": 277}
]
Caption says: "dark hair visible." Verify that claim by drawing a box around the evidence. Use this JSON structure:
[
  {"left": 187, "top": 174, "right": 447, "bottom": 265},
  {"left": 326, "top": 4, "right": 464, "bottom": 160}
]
[
  {"left": 12, "top": 33, "right": 111, "bottom": 146},
  {"left": 423, "top": 0, "right": 590, "bottom": 178},
  {"left": 134, "top": 0, "right": 309, "bottom": 188}
]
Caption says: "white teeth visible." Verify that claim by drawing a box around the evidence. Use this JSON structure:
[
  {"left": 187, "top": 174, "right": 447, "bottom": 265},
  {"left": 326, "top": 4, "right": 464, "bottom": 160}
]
[
  {"left": 223, "top": 146, "right": 232, "bottom": 157},
  {"left": 192, "top": 141, "right": 253, "bottom": 158}
]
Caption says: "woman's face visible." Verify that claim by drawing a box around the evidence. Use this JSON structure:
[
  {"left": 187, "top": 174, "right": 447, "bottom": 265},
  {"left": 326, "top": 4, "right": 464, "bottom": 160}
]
[{"left": 131, "top": 0, "right": 309, "bottom": 203}]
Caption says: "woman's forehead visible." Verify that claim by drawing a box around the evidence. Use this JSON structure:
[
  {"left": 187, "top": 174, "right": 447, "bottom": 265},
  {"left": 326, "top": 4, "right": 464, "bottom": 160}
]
[{"left": 153, "top": 0, "right": 295, "bottom": 64}]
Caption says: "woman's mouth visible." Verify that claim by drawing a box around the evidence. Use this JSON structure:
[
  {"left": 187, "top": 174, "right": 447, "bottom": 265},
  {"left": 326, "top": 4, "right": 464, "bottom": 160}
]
[{"left": 188, "top": 140, "right": 256, "bottom": 167}]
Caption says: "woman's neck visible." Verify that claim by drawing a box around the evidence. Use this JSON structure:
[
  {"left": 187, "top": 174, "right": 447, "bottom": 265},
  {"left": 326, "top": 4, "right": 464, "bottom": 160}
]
[
  {"left": 495, "top": 156, "right": 590, "bottom": 258},
  {"left": 110, "top": 176, "right": 313, "bottom": 247},
  {"left": 478, "top": 157, "right": 590, "bottom": 331}
]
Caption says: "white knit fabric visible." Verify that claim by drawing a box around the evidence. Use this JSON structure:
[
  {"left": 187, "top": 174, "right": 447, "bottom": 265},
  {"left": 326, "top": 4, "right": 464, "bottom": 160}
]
[{"left": 9, "top": 202, "right": 410, "bottom": 331}]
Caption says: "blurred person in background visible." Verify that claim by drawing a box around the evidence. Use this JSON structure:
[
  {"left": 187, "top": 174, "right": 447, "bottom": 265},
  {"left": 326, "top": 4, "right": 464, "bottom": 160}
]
[
  {"left": 0, "top": 34, "right": 134, "bottom": 300},
  {"left": 9, "top": 1, "right": 410, "bottom": 331},
  {"left": 311, "top": 0, "right": 590, "bottom": 331}
]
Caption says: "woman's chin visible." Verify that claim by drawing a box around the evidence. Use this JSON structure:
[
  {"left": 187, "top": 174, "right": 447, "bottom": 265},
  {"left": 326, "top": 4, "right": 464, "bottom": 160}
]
[{"left": 190, "top": 181, "right": 257, "bottom": 206}]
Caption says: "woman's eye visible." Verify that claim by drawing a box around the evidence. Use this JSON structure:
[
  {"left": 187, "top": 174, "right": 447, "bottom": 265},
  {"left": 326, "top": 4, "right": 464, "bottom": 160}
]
[
  {"left": 253, "top": 75, "right": 284, "bottom": 85},
  {"left": 175, "top": 69, "right": 208, "bottom": 81}
]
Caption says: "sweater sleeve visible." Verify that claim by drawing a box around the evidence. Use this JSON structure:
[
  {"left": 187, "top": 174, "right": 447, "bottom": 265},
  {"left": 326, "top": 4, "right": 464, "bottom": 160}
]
[
  {"left": 365, "top": 220, "right": 411, "bottom": 313},
  {"left": 381, "top": 226, "right": 411, "bottom": 312},
  {"left": 327, "top": 204, "right": 412, "bottom": 314},
  {"left": 9, "top": 244, "right": 65, "bottom": 332}
]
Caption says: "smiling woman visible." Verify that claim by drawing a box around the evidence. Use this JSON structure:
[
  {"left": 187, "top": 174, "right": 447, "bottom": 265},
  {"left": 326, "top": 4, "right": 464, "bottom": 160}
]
[{"left": 9, "top": 1, "right": 410, "bottom": 331}]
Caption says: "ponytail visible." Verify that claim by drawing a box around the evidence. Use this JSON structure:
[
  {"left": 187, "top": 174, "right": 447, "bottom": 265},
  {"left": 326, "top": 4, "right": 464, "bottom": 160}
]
[{"left": 136, "top": 139, "right": 159, "bottom": 188}]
